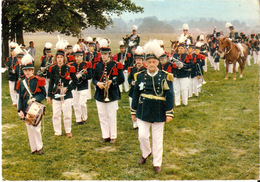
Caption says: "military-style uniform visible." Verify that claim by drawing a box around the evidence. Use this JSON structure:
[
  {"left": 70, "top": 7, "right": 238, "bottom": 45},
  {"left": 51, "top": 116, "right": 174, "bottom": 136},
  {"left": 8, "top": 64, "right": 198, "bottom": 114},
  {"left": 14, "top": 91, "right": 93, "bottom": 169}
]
[
  {"left": 252, "top": 36, "right": 259, "bottom": 64},
  {"left": 69, "top": 61, "right": 92, "bottom": 123},
  {"left": 39, "top": 55, "right": 54, "bottom": 94},
  {"left": 14, "top": 62, "right": 25, "bottom": 108},
  {"left": 92, "top": 60, "right": 124, "bottom": 140},
  {"left": 131, "top": 69, "right": 174, "bottom": 167},
  {"left": 117, "top": 51, "right": 131, "bottom": 92},
  {"left": 172, "top": 53, "right": 192, "bottom": 106},
  {"left": 6, "top": 56, "right": 17, "bottom": 105},
  {"left": 129, "top": 34, "right": 140, "bottom": 47},
  {"left": 48, "top": 64, "right": 78, "bottom": 136},
  {"left": 66, "top": 54, "right": 75, "bottom": 63},
  {"left": 18, "top": 76, "right": 46, "bottom": 153},
  {"left": 200, "top": 42, "right": 208, "bottom": 72},
  {"left": 128, "top": 65, "right": 146, "bottom": 128}
]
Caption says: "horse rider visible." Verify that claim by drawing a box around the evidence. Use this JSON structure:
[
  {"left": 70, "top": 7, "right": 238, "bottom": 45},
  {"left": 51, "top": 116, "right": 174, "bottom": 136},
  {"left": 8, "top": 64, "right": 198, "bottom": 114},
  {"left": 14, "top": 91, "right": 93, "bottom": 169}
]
[
  {"left": 226, "top": 22, "right": 245, "bottom": 58},
  {"left": 179, "top": 23, "right": 193, "bottom": 49},
  {"left": 126, "top": 25, "right": 140, "bottom": 47}
]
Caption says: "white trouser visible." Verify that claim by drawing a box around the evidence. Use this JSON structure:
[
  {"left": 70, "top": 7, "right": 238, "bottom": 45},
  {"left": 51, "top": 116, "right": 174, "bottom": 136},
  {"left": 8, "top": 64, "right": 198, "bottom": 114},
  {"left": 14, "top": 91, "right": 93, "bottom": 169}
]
[
  {"left": 9, "top": 81, "right": 17, "bottom": 105},
  {"left": 203, "top": 57, "right": 207, "bottom": 72},
  {"left": 52, "top": 99, "right": 72, "bottom": 135},
  {"left": 129, "top": 97, "right": 138, "bottom": 128},
  {"left": 44, "top": 78, "right": 49, "bottom": 97},
  {"left": 208, "top": 53, "right": 214, "bottom": 67},
  {"left": 96, "top": 100, "right": 118, "bottom": 139},
  {"left": 253, "top": 51, "right": 258, "bottom": 64},
  {"left": 214, "top": 62, "right": 219, "bottom": 70},
  {"left": 246, "top": 55, "right": 251, "bottom": 66},
  {"left": 192, "top": 77, "right": 200, "bottom": 97},
  {"left": 188, "top": 76, "right": 193, "bottom": 98},
  {"left": 123, "top": 71, "right": 129, "bottom": 92},
  {"left": 16, "top": 93, "right": 19, "bottom": 110},
  {"left": 87, "top": 79, "right": 92, "bottom": 100},
  {"left": 72, "top": 89, "right": 88, "bottom": 123},
  {"left": 137, "top": 119, "right": 164, "bottom": 167},
  {"left": 236, "top": 43, "right": 244, "bottom": 56},
  {"left": 228, "top": 63, "right": 233, "bottom": 73},
  {"left": 26, "top": 122, "right": 43, "bottom": 152},
  {"left": 174, "top": 77, "right": 189, "bottom": 106}
]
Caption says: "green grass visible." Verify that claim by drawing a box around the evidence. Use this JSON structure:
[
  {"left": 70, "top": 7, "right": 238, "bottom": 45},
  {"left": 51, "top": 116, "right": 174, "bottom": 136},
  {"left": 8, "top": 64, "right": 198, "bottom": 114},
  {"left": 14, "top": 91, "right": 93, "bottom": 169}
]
[{"left": 1, "top": 33, "right": 259, "bottom": 180}]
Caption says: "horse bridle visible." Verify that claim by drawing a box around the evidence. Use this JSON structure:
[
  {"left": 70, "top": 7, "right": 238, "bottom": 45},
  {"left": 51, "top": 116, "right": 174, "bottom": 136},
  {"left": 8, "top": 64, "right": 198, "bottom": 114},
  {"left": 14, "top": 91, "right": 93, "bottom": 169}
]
[{"left": 224, "top": 39, "right": 232, "bottom": 55}]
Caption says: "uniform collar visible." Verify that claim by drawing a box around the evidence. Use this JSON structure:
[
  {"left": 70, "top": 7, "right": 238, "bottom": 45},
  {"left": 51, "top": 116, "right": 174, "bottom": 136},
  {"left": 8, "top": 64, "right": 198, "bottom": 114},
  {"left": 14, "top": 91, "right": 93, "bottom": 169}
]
[{"left": 147, "top": 69, "right": 158, "bottom": 77}]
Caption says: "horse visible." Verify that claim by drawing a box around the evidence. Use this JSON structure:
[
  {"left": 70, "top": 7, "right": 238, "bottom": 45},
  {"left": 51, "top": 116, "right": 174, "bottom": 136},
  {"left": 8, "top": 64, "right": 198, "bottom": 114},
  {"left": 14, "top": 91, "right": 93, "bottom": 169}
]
[
  {"left": 170, "top": 40, "right": 179, "bottom": 55},
  {"left": 218, "top": 37, "right": 248, "bottom": 80}
]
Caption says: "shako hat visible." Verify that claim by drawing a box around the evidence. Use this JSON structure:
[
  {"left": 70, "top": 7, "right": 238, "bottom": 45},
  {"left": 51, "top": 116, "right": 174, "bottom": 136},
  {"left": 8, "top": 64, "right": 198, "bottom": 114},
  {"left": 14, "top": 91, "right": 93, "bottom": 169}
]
[
  {"left": 118, "top": 40, "right": 125, "bottom": 48},
  {"left": 9, "top": 41, "right": 18, "bottom": 51},
  {"left": 143, "top": 40, "right": 164, "bottom": 60},
  {"left": 99, "top": 38, "right": 111, "bottom": 53},
  {"left": 132, "top": 25, "right": 137, "bottom": 31},
  {"left": 73, "top": 44, "right": 83, "bottom": 56},
  {"left": 55, "top": 35, "right": 67, "bottom": 56},
  {"left": 13, "top": 46, "right": 24, "bottom": 58},
  {"left": 182, "top": 23, "right": 189, "bottom": 30},
  {"left": 134, "top": 46, "right": 144, "bottom": 60},
  {"left": 45, "top": 42, "right": 52, "bottom": 51},
  {"left": 21, "top": 52, "right": 34, "bottom": 70}
]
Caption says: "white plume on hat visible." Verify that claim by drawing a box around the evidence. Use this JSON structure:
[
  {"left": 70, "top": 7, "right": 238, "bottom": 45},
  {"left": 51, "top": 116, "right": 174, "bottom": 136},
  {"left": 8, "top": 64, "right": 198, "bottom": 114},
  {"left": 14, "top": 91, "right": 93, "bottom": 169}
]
[
  {"left": 73, "top": 44, "right": 81, "bottom": 53},
  {"left": 9, "top": 41, "right": 18, "bottom": 48},
  {"left": 182, "top": 23, "right": 189, "bottom": 30},
  {"left": 96, "top": 37, "right": 101, "bottom": 42},
  {"left": 86, "top": 36, "right": 92, "bottom": 42},
  {"left": 45, "top": 42, "right": 52, "bottom": 49},
  {"left": 132, "top": 25, "right": 137, "bottom": 31},
  {"left": 13, "top": 46, "right": 24, "bottom": 56},
  {"left": 55, "top": 35, "right": 67, "bottom": 50},
  {"left": 199, "top": 35, "right": 204, "bottom": 40},
  {"left": 157, "top": 40, "right": 164, "bottom": 46},
  {"left": 135, "top": 46, "right": 144, "bottom": 55},
  {"left": 118, "top": 40, "right": 124, "bottom": 46},
  {"left": 99, "top": 38, "right": 109, "bottom": 48},
  {"left": 21, "top": 53, "right": 34, "bottom": 66},
  {"left": 225, "top": 22, "right": 232, "bottom": 28},
  {"left": 143, "top": 39, "right": 164, "bottom": 58}
]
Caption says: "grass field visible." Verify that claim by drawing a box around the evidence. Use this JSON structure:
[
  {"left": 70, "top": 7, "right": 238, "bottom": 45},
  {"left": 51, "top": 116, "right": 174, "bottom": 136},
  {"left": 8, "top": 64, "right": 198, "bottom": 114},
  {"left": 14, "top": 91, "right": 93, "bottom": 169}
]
[{"left": 1, "top": 33, "right": 259, "bottom": 180}]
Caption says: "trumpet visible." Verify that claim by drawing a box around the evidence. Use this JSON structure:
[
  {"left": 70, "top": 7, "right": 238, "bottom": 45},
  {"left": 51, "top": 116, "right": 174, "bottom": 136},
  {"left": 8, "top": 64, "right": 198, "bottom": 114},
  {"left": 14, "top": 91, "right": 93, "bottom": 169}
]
[
  {"left": 104, "top": 72, "right": 110, "bottom": 102},
  {"left": 76, "top": 69, "right": 87, "bottom": 80},
  {"left": 37, "top": 62, "right": 53, "bottom": 77}
]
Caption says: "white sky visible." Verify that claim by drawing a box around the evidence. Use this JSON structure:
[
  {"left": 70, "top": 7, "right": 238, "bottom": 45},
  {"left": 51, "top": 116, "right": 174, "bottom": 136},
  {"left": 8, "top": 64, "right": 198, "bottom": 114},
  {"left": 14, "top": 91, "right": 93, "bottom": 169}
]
[{"left": 113, "top": 0, "right": 260, "bottom": 23}]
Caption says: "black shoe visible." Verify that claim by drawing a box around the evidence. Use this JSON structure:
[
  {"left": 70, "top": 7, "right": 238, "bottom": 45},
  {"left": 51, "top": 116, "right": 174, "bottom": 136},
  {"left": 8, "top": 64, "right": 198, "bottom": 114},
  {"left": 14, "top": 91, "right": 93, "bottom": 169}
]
[
  {"left": 138, "top": 153, "right": 151, "bottom": 165},
  {"left": 31, "top": 150, "right": 37, "bottom": 154},
  {"left": 110, "top": 139, "right": 116, "bottom": 143},
  {"left": 77, "top": 121, "right": 84, "bottom": 125},
  {"left": 132, "top": 127, "right": 138, "bottom": 130},
  {"left": 37, "top": 147, "right": 43, "bottom": 155},
  {"left": 99, "top": 138, "right": 110, "bottom": 143}
]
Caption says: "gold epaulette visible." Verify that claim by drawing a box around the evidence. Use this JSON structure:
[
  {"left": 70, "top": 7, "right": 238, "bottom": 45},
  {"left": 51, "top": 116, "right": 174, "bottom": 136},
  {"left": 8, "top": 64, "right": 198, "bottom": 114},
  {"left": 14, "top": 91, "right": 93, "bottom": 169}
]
[
  {"left": 134, "top": 70, "right": 145, "bottom": 81},
  {"left": 162, "top": 70, "right": 174, "bottom": 82}
]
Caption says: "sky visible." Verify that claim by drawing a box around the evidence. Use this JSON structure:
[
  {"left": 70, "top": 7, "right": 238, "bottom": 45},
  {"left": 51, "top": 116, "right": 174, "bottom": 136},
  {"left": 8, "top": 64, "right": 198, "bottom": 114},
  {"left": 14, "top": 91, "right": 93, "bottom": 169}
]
[{"left": 113, "top": 0, "right": 260, "bottom": 23}]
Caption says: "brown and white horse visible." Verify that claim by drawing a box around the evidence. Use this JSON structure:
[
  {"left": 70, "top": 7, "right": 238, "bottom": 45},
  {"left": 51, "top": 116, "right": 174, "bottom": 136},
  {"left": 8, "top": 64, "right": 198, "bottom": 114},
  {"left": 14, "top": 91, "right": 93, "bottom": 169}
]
[
  {"left": 218, "top": 37, "right": 248, "bottom": 80},
  {"left": 170, "top": 40, "right": 179, "bottom": 55}
]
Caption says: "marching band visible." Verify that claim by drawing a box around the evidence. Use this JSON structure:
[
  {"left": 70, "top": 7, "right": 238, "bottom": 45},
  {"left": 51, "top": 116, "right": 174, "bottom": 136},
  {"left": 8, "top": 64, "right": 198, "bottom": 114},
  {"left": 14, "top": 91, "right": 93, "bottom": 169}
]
[{"left": 5, "top": 23, "right": 260, "bottom": 173}]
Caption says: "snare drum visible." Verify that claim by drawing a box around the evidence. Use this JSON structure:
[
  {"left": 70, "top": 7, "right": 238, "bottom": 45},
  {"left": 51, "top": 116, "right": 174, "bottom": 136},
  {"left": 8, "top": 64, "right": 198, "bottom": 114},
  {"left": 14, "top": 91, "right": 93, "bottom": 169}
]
[{"left": 24, "top": 102, "right": 46, "bottom": 126}]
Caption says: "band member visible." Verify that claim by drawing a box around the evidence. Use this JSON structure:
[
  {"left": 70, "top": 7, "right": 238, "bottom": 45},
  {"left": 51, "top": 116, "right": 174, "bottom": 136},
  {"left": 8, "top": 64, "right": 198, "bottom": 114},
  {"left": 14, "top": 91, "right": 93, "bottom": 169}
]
[
  {"left": 187, "top": 43, "right": 195, "bottom": 98},
  {"left": 197, "top": 35, "right": 208, "bottom": 72},
  {"left": 38, "top": 42, "right": 54, "bottom": 96},
  {"left": 172, "top": 43, "right": 192, "bottom": 106},
  {"left": 6, "top": 41, "right": 18, "bottom": 106},
  {"left": 194, "top": 42, "right": 205, "bottom": 95},
  {"left": 253, "top": 34, "right": 259, "bottom": 64},
  {"left": 70, "top": 44, "right": 92, "bottom": 124},
  {"left": 92, "top": 38, "right": 124, "bottom": 144},
  {"left": 131, "top": 40, "right": 174, "bottom": 173},
  {"left": 47, "top": 36, "right": 78, "bottom": 138},
  {"left": 126, "top": 25, "right": 140, "bottom": 47},
  {"left": 66, "top": 44, "right": 75, "bottom": 63},
  {"left": 117, "top": 41, "right": 132, "bottom": 92},
  {"left": 85, "top": 41, "right": 101, "bottom": 99},
  {"left": 13, "top": 46, "right": 26, "bottom": 109},
  {"left": 18, "top": 53, "right": 46, "bottom": 155},
  {"left": 128, "top": 46, "right": 146, "bottom": 130}
]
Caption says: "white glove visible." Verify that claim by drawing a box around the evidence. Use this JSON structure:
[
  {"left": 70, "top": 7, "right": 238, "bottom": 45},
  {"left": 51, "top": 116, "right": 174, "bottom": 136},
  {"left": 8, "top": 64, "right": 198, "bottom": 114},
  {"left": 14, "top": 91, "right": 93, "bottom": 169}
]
[
  {"left": 176, "top": 61, "right": 183, "bottom": 69},
  {"left": 123, "top": 70, "right": 128, "bottom": 74},
  {"left": 27, "top": 97, "right": 36, "bottom": 105}
]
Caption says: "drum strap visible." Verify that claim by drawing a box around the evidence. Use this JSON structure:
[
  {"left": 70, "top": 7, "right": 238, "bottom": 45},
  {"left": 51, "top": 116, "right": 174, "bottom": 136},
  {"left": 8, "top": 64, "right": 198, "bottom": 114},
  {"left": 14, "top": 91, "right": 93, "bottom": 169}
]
[{"left": 22, "top": 79, "right": 33, "bottom": 99}]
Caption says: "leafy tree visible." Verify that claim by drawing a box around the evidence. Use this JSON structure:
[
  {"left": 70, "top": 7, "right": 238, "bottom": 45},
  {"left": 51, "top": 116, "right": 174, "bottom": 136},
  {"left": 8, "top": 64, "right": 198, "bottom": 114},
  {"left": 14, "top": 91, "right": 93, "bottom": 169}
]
[{"left": 2, "top": 0, "right": 143, "bottom": 64}]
